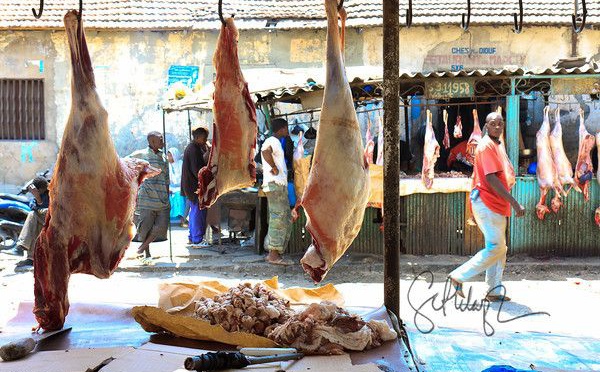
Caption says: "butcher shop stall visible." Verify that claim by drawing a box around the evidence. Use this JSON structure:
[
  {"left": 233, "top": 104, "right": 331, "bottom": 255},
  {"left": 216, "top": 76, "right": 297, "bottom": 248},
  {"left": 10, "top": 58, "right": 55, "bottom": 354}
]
[{"left": 255, "top": 59, "right": 600, "bottom": 257}]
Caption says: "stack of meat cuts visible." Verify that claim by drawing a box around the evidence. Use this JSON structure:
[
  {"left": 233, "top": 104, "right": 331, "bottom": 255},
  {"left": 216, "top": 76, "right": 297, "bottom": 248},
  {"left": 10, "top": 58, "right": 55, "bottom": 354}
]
[
  {"left": 466, "top": 109, "right": 482, "bottom": 165},
  {"left": 421, "top": 110, "right": 440, "bottom": 189},
  {"left": 453, "top": 114, "right": 463, "bottom": 139},
  {"left": 574, "top": 108, "right": 596, "bottom": 201},
  {"left": 299, "top": 0, "right": 369, "bottom": 283},
  {"left": 197, "top": 17, "right": 257, "bottom": 209},
  {"left": 595, "top": 133, "right": 600, "bottom": 227},
  {"left": 535, "top": 107, "right": 564, "bottom": 220},
  {"left": 33, "top": 11, "right": 160, "bottom": 331},
  {"left": 442, "top": 109, "right": 450, "bottom": 149}
]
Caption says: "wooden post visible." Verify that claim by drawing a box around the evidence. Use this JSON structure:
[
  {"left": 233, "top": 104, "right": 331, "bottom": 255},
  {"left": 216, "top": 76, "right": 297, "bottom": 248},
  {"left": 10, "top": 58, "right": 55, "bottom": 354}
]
[{"left": 383, "top": 0, "right": 400, "bottom": 317}]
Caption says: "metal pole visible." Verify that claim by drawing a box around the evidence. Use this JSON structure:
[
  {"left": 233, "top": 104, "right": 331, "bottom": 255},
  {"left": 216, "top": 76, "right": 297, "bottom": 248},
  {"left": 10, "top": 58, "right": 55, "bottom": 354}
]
[
  {"left": 163, "top": 109, "right": 173, "bottom": 262},
  {"left": 383, "top": 0, "right": 400, "bottom": 318}
]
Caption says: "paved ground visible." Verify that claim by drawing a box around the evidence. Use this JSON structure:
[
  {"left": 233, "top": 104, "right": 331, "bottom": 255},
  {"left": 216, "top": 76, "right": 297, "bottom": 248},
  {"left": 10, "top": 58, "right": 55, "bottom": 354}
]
[{"left": 1, "top": 226, "right": 600, "bottom": 371}]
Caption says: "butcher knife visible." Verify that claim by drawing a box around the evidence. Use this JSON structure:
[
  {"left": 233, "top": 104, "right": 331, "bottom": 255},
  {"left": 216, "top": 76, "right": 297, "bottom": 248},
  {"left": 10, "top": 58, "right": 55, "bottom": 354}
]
[
  {"left": 0, "top": 326, "right": 72, "bottom": 361},
  {"left": 184, "top": 351, "right": 304, "bottom": 371}
]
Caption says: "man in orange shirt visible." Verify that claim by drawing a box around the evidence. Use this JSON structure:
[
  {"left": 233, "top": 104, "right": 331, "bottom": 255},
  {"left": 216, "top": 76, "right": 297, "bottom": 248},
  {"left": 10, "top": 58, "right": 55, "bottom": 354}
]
[{"left": 448, "top": 112, "right": 525, "bottom": 302}]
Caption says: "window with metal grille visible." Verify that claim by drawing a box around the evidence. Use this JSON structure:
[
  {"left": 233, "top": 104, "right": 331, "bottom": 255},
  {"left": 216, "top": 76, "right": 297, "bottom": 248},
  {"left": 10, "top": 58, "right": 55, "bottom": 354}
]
[{"left": 0, "top": 79, "right": 45, "bottom": 140}]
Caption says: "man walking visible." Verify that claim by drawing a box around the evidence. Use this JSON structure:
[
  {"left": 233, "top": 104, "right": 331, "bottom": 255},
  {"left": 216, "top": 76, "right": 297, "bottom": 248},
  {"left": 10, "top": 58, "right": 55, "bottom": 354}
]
[
  {"left": 261, "top": 119, "right": 292, "bottom": 265},
  {"left": 128, "top": 131, "right": 170, "bottom": 258},
  {"left": 449, "top": 112, "right": 525, "bottom": 302},
  {"left": 181, "top": 127, "right": 210, "bottom": 246}
]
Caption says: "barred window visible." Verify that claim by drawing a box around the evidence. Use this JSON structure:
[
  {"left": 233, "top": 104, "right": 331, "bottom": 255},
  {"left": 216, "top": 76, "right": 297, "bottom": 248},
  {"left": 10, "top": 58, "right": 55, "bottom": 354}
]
[{"left": 0, "top": 79, "right": 45, "bottom": 140}]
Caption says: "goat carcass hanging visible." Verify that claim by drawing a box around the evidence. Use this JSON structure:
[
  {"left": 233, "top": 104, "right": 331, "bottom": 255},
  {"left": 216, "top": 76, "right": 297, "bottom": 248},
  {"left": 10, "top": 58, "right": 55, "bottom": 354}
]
[
  {"left": 421, "top": 110, "right": 440, "bottom": 189},
  {"left": 549, "top": 107, "right": 576, "bottom": 205},
  {"left": 299, "top": 0, "right": 369, "bottom": 283},
  {"left": 466, "top": 109, "right": 482, "bottom": 165},
  {"left": 33, "top": 11, "right": 160, "bottom": 331},
  {"left": 453, "top": 114, "right": 463, "bottom": 139},
  {"left": 535, "top": 106, "right": 563, "bottom": 220},
  {"left": 442, "top": 109, "right": 450, "bottom": 149},
  {"left": 364, "top": 116, "right": 375, "bottom": 164},
  {"left": 574, "top": 108, "right": 596, "bottom": 201},
  {"left": 197, "top": 17, "right": 257, "bottom": 209}
]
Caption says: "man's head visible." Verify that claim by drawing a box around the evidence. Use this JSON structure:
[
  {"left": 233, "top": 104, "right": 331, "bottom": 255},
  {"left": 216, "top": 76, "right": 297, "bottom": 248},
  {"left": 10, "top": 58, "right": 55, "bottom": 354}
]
[
  {"left": 485, "top": 112, "right": 504, "bottom": 139},
  {"left": 32, "top": 176, "right": 49, "bottom": 193},
  {"left": 271, "top": 118, "right": 289, "bottom": 138},
  {"left": 192, "top": 127, "right": 209, "bottom": 146},
  {"left": 147, "top": 131, "right": 164, "bottom": 152}
]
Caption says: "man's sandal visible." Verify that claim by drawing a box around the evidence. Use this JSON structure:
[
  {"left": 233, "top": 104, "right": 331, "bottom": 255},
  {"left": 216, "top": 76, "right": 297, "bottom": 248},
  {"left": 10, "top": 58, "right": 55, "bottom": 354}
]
[
  {"left": 485, "top": 294, "right": 511, "bottom": 302},
  {"left": 448, "top": 276, "right": 465, "bottom": 298}
]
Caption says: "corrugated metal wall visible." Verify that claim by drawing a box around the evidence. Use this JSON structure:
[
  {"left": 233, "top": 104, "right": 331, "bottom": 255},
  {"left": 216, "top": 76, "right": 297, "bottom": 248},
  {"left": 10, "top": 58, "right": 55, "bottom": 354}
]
[
  {"left": 405, "top": 193, "right": 466, "bottom": 255},
  {"left": 287, "top": 208, "right": 383, "bottom": 255},
  {"left": 509, "top": 177, "right": 600, "bottom": 256}
]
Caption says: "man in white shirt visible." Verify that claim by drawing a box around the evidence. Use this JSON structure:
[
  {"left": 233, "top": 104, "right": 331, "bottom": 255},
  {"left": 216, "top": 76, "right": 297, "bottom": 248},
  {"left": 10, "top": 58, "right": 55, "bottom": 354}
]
[{"left": 261, "top": 118, "right": 293, "bottom": 265}]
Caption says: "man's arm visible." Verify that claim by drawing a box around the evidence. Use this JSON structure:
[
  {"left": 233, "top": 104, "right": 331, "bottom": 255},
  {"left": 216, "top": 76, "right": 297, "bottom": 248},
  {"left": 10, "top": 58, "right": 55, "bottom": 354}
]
[
  {"left": 261, "top": 147, "right": 279, "bottom": 175},
  {"left": 485, "top": 173, "right": 525, "bottom": 217}
]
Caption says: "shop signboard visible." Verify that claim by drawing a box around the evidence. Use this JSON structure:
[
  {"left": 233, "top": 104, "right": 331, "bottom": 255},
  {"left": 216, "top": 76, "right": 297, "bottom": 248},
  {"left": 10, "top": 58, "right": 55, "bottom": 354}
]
[{"left": 425, "top": 78, "right": 474, "bottom": 99}]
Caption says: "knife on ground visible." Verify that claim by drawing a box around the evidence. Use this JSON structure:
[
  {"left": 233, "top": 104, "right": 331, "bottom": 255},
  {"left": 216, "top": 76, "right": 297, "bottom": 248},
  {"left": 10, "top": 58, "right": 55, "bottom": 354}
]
[{"left": 0, "top": 326, "right": 72, "bottom": 361}]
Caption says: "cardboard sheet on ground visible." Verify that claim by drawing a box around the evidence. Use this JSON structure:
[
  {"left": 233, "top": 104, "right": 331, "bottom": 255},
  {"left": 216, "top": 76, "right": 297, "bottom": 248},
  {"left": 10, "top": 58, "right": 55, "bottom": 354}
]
[{"left": 132, "top": 277, "right": 344, "bottom": 348}]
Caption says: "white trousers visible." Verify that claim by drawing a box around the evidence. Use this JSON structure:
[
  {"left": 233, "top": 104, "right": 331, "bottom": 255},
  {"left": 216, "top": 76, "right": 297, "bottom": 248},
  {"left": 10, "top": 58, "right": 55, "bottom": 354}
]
[{"left": 450, "top": 191, "right": 508, "bottom": 296}]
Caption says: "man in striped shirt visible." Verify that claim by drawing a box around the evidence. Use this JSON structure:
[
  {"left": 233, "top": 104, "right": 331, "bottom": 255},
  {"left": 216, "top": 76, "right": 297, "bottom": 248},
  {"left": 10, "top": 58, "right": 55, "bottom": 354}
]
[{"left": 128, "top": 131, "right": 170, "bottom": 258}]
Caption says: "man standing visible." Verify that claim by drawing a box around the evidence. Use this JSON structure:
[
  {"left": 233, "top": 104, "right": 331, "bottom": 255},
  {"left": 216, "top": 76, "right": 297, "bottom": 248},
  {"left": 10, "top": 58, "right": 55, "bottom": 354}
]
[
  {"left": 448, "top": 112, "right": 525, "bottom": 302},
  {"left": 181, "top": 127, "right": 210, "bottom": 246},
  {"left": 261, "top": 119, "right": 292, "bottom": 265},
  {"left": 128, "top": 131, "right": 170, "bottom": 258}
]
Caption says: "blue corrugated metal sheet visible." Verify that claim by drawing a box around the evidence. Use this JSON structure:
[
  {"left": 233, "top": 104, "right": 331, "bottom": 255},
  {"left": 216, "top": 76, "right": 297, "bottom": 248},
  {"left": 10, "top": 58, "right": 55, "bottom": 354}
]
[
  {"left": 509, "top": 177, "right": 600, "bottom": 256},
  {"left": 405, "top": 193, "right": 466, "bottom": 255},
  {"left": 286, "top": 207, "right": 383, "bottom": 255}
]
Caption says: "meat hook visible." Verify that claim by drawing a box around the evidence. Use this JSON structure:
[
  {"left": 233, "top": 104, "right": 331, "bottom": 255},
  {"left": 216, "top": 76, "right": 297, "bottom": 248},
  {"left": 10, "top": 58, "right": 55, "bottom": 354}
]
[
  {"left": 513, "top": 0, "right": 523, "bottom": 33},
  {"left": 406, "top": 0, "right": 413, "bottom": 28},
  {"left": 572, "top": 0, "right": 587, "bottom": 34},
  {"left": 461, "top": 0, "right": 471, "bottom": 31},
  {"left": 32, "top": 0, "right": 44, "bottom": 19},
  {"left": 337, "top": 0, "right": 344, "bottom": 11},
  {"left": 218, "top": 0, "right": 226, "bottom": 26}
]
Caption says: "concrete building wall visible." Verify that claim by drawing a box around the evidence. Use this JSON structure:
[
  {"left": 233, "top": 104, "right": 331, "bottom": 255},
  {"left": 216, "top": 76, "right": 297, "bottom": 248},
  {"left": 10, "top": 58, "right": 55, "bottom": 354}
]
[{"left": 0, "top": 24, "right": 598, "bottom": 189}]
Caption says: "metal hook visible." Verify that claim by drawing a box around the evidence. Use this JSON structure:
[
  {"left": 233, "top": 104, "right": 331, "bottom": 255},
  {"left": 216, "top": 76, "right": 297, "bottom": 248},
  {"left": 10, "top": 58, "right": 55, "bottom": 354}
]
[
  {"left": 461, "top": 0, "right": 471, "bottom": 31},
  {"left": 406, "top": 0, "right": 413, "bottom": 28},
  {"left": 218, "top": 0, "right": 226, "bottom": 26},
  {"left": 572, "top": 0, "right": 587, "bottom": 33},
  {"left": 337, "top": 0, "right": 344, "bottom": 11},
  {"left": 32, "top": 0, "right": 43, "bottom": 19},
  {"left": 513, "top": 0, "right": 523, "bottom": 33}
]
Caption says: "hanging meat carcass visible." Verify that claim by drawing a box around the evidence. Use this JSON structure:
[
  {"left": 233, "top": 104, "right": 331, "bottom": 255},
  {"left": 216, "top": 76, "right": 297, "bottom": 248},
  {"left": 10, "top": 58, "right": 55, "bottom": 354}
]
[
  {"left": 466, "top": 109, "right": 482, "bottom": 165},
  {"left": 197, "top": 17, "right": 257, "bottom": 209},
  {"left": 453, "top": 114, "right": 463, "bottom": 139},
  {"left": 364, "top": 116, "right": 375, "bottom": 164},
  {"left": 421, "top": 110, "right": 440, "bottom": 189},
  {"left": 595, "top": 132, "right": 600, "bottom": 227},
  {"left": 442, "top": 109, "right": 450, "bottom": 149},
  {"left": 299, "top": 0, "right": 369, "bottom": 283},
  {"left": 33, "top": 11, "right": 160, "bottom": 331},
  {"left": 376, "top": 113, "right": 384, "bottom": 166},
  {"left": 549, "top": 107, "right": 577, "bottom": 196},
  {"left": 574, "top": 108, "right": 596, "bottom": 201},
  {"left": 535, "top": 106, "right": 564, "bottom": 220}
]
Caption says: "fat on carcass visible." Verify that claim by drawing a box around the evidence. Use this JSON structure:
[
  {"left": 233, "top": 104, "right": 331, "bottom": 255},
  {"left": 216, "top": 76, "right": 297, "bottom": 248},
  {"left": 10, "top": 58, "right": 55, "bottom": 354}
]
[
  {"left": 453, "top": 114, "right": 463, "bottom": 139},
  {"left": 33, "top": 11, "right": 160, "bottom": 331},
  {"left": 466, "top": 109, "right": 482, "bottom": 165},
  {"left": 364, "top": 116, "right": 375, "bottom": 164},
  {"left": 299, "top": 0, "right": 369, "bottom": 283},
  {"left": 535, "top": 106, "right": 564, "bottom": 220},
  {"left": 595, "top": 132, "right": 600, "bottom": 227},
  {"left": 549, "top": 107, "right": 577, "bottom": 196},
  {"left": 574, "top": 108, "right": 596, "bottom": 201},
  {"left": 442, "top": 109, "right": 450, "bottom": 149},
  {"left": 197, "top": 17, "right": 257, "bottom": 209},
  {"left": 421, "top": 110, "right": 440, "bottom": 189}
]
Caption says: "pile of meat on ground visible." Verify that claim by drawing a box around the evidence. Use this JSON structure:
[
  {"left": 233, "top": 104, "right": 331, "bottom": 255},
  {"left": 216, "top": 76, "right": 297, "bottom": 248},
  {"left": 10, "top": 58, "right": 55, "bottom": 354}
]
[{"left": 192, "top": 283, "right": 397, "bottom": 355}]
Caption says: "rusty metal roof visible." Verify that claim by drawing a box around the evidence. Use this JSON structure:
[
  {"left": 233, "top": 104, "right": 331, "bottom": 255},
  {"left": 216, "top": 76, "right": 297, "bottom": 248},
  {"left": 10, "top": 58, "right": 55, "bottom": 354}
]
[{"left": 0, "top": 0, "right": 598, "bottom": 30}]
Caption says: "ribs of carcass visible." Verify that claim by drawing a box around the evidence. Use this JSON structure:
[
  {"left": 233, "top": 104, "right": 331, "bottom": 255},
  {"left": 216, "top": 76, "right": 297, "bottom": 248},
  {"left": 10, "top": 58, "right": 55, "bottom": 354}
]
[
  {"left": 549, "top": 107, "right": 577, "bottom": 198},
  {"left": 33, "top": 11, "right": 160, "bottom": 331},
  {"left": 466, "top": 109, "right": 482, "bottom": 165},
  {"left": 421, "top": 110, "right": 440, "bottom": 189},
  {"left": 535, "top": 106, "right": 564, "bottom": 220},
  {"left": 453, "top": 114, "right": 463, "bottom": 139},
  {"left": 299, "top": 0, "right": 369, "bottom": 283},
  {"left": 574, "top": 108, "right": 596, "bottom": 201},
  {"left": 197, "top": 17, "right": 257, "bottom": 209},
  {"left": 442, "top": 109, "right": 450, "bottom": 149},
  {"left": 595, "top": 132, "right": 600, "bottom": 227}
]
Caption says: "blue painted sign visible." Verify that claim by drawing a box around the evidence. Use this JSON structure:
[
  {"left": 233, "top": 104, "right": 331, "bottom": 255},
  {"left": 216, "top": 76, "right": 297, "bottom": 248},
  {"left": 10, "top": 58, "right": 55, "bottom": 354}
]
[{"left": 167, "top": 65, "right": 199, "bottom": 87}]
